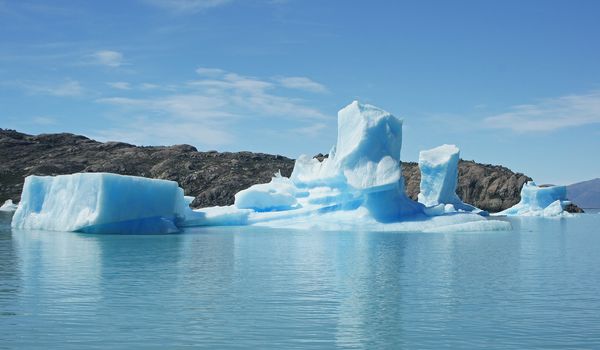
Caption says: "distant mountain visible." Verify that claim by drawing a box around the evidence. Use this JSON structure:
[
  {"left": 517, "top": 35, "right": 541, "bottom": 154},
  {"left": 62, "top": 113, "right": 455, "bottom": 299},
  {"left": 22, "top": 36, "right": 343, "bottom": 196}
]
[{"left": 568, "top": 178, "right": 600, "bottom": 208}]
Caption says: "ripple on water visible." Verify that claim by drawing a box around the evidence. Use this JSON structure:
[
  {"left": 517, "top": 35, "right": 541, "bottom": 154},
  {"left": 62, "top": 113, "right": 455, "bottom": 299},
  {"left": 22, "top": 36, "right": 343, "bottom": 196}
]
[{"left": 0, "top": 215, "right": 600, "bottom": 349}]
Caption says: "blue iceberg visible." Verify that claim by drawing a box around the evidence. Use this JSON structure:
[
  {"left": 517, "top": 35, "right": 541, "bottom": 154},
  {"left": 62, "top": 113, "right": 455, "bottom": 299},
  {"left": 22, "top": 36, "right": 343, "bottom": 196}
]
[
  {"left": 11, "top": 173, "right": 192, "bottom": 234},
  {"left": 418, "top": 144, "right": 486, "bottom": 215},
  {"left": 11, "top": 101, "right": 513, "bottom": 234},
  {"left": 494, "top": 182, "right": 571, "bottom": 217},
  {"left": 194, "top": 101, "right": 507, "bottom": 232}
]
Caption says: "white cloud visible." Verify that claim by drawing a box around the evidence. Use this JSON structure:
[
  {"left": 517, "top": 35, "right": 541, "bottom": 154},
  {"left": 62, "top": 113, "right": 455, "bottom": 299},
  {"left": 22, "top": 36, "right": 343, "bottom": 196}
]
[
  {"left": 293, "top": 122, "right": 328, "bottom": 136},
  {"left": 50, "top": 80, "right": 84, "bottom": 96},
  {"left": 276, "top": 76, "right": 327, "bottom": 93},
  {"left": 188, "top": 72, "right": 327, "bottom": 119},
  {"left": 140, "top": 83, "right": 159, "bottom": 90},
  {"left": 32, "top": 116, "right": 57, "bottom": 125},
  {"left": 94, "top": 119, "right": 233, "bottom": 147},
  {"left": 142, "top": 0, "right": 232, "bottom": 13},
  {"left": 196, "top": 67, "right": 226, "bottom": 77},
  {"left": 99, "top": 95, "right": 235, "bottom": 120},
  {"left": 13, "top": 79, "right": 84, "bottom": 97},
  {"left": 96, "top": 68, "right": 331, "bottom": 147},
  {"left": 107, "top": 82, "right": 131, "bottom": 90},
  {"left": 189, "top": 75, "right": 274, "bottom": 95},
  {"left": 91, "top": 50, "right": 124, "bottom": 67},
  {"left": 484, "top": 91, "right": 600, "bottom": 132}
]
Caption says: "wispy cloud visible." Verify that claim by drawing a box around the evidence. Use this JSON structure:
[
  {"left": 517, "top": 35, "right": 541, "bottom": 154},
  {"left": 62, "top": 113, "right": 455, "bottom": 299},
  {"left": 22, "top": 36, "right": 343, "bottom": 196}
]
[
  {"left": 142, "top": 0, "right": 232, "bottom": 13},
  {"left": 96, "top": 67, "right": 330, "bottom": 147},
  {"left": 293, "top": 122, "right": 328, "bottom": 136},
  {"left": 46, "top": 80, "right": 84, "bottom": 96},
  {"left": 484, "top": 91, "right": 600, "bottom": 132},
  {"left": 11, "top": 79, "right": 84, "bottom": 97},
  {"left": 99, "top": 95, "right": 235, "bottom": 120},
  {"left": 196, "top": 67, "right": 226, "bottom": 77},
  {"left": 107, "top": 82, "right": 131, "bottom": 90},
  {"left": 93, "top": 119, "right": 233, "bottom": 147},
  {"left": 91, "top": 50, "right": 124, "bottom": 67},
  {"left": 276, "top": 76, "right": 328, "bottom": 93},
  {"left": 140, "top": 83, "right": 160, "bottom": 90},
  {"left": 31, "top": 116, "right": 57, "bottom": 125}
]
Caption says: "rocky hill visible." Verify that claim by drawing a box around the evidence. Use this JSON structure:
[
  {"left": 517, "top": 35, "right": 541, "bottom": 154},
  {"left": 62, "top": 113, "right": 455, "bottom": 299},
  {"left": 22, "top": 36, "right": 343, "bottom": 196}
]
[
  {"left": 0, "top": 129, "right": 294, "bottom": 208},
  {"left": 0, "top": 128, "right": 549, "bottom": 212}
]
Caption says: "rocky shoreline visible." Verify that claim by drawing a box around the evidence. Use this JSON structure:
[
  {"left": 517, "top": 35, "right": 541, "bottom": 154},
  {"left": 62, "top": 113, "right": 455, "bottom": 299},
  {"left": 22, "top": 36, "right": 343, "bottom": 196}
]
[{"left": 0, "top": 128, "right": 580, "bottom": 212}]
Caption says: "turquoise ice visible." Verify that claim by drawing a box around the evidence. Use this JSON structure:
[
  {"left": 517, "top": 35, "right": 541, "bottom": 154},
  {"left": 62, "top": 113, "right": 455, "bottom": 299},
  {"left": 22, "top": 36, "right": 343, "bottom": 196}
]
[{"left": 12, "top": 101, "right": 514, "bottom": 234}]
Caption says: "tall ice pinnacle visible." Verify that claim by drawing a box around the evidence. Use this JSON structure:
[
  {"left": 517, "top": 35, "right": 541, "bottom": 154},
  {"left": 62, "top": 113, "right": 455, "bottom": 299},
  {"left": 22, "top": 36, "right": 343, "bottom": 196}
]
[
  {"left": 417, "top": 144, "right": 485, "bottom": 214},
  {"left": 292, "top": 101, "right": 406, "bottom": 189},
  {"left": 291, "top": 100, "right": 421, "bottom": 221}
]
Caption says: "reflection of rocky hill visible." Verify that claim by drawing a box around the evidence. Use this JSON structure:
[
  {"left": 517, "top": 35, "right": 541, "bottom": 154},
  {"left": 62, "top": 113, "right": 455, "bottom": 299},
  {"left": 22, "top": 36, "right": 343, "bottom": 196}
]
[{"left": 0, "top": 128, "right": 568, "bottom": 212}]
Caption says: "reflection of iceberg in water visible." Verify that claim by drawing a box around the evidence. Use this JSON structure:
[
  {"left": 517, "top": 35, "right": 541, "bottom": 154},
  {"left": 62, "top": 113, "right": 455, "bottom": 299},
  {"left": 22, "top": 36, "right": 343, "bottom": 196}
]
[
  {"left": 0, "top": 213, "right": 21, "bottom": 316},
  {"left": 11, "top": 101, "right": 511, "bottom": 234},
  {"left": 11, "top": 229, "right": 103, "bottom": 319}
]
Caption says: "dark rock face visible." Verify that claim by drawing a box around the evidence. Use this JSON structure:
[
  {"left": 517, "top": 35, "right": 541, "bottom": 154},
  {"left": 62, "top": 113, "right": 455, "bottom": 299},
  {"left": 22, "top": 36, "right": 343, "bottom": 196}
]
[
  {"left": 313, "top": 153, "right": 329, "bottom": 162},
  {"left": 0, "top": 128, "right": 552, "bottom": 213},
  {"left": 402, "top": 160, "right": 533, "bottom": 212},
  {"left": 563, "top": 203, "right": 585, "bottom": 214},
  {"left": 0, "top": 129, "right": 294, "bottom": 208}
]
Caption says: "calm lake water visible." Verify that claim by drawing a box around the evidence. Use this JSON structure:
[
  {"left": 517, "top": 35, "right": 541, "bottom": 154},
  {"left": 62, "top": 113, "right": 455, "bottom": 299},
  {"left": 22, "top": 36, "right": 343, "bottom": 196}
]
[{"left": 1, "top": 211, "right": 600, "bottom": 349}]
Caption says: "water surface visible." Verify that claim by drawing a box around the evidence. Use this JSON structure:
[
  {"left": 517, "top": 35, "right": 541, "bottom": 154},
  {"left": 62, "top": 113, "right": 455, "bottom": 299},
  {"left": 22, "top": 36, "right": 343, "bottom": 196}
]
[{"left": 1, "top": 212, "right": 600, "bottom": 349}]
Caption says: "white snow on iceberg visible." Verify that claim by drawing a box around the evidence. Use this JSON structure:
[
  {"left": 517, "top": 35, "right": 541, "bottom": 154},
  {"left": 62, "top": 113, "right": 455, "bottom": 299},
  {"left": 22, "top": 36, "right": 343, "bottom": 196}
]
[
  {"left": 235, "top": 172, "right": 299, "bottom": 211},
  {"left": 417, "top": 144, "right": 486, "bottom": 215},
  {"left": 494, "top": 181, "right": 571, "bottom": 217},
  {"left": 11, "top": 173, "right": 194, "bottom": 234}
]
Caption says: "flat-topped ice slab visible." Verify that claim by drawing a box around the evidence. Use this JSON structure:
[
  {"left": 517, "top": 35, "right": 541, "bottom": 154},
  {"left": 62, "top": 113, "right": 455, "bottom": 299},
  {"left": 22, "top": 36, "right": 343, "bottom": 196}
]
[{"left": 11, "top": 173, "right": 190, "bottom": 234}]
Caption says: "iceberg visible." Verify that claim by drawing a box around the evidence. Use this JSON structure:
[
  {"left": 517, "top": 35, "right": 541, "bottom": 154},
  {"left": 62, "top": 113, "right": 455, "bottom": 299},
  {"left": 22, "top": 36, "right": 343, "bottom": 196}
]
[
  {"left": 191, "top": 101, "right": 508, "bottom": 233},
  {"left": 11, "top": 173, "right": 194, "bottom": 234},
  {"left": 179, "top": 205, "right": 252, "bottom": 227},
  {"left": 417, "top": 144, "right": 486, "bottom": 215},
  {"left": 494, "top": 182, "right": 571, "bottom": 217},
  {"left": 235, "top": 172, "right": 298, "bottom": 211},
  {"left": 290, "top": 101, "right": 405, "bottom": 189},
  {"left": 10, "top": 101, "right": 512, "bottom": 234},
  {"left": 0, "top": 199, "right": 18, "bottom": 212}
]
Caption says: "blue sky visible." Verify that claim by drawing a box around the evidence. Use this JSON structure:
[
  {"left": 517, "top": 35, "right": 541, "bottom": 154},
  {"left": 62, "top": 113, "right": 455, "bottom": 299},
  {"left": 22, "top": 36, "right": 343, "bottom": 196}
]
[{"left": 1, "top": 0, "right": 599, "bottom": 185}]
